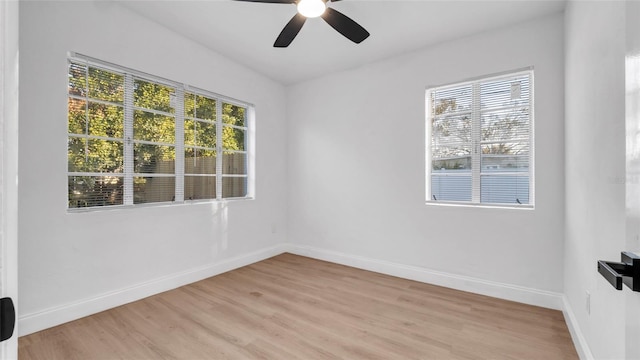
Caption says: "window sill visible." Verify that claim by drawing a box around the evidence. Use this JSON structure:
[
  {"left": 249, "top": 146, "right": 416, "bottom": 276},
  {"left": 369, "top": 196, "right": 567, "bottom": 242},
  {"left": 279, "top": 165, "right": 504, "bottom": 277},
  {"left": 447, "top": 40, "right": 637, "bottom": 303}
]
[
  {"left": 425, "top": 200, "right": 534, "bottom": 210},
  {"left": 67, "top": 197, "right": 255, "bottom": 214}
]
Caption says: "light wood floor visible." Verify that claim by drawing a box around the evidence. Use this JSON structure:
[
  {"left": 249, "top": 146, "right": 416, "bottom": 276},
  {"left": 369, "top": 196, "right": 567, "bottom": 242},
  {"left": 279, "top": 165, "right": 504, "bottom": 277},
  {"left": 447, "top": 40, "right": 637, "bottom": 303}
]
[{"left": 19, "top": 253, "right": 578, "bottom": 359}]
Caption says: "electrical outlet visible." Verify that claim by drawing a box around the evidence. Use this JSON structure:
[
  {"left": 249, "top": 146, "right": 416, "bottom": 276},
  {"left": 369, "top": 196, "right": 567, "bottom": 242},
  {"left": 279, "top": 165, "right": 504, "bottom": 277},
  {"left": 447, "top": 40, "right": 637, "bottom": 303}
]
[
  {"left": 271, "top": 223, "right": 277, "bottom": 234},
  {"left": 586, "top": 291, "right": 591, "bottom": 315}
]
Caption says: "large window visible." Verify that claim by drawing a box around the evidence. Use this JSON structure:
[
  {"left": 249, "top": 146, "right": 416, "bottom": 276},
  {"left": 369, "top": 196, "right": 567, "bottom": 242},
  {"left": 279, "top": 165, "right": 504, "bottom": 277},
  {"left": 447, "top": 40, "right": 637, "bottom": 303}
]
[
  {"left": 68, "top": 55, "right": 252, "bottom": 209},
  {"left": 426, "top": 69, "right": 534, "bottom": 207}
]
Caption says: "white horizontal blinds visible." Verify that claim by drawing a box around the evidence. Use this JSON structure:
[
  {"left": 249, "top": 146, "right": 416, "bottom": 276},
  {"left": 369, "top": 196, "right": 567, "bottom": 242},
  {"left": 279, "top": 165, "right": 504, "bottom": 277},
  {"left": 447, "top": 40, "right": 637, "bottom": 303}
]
[
  {"left": 430, "top": 84, "right": 473, "bottom": 201},
  {"left": 174, "top": 87, "right": 185, "bottom": 203},
  {"left": 221, "top": 102, "right": 249, "bottom": 198},
  {"left": 67, "top": 54, "right": 254, "bottom": 209},
  {"left": 124, "top": 74, "right": 134, "bottom": 206},
  {"left": 427, "top": 69, "right": 533, "bottom": 206},
  {"left": 184, "top": 91, "right": 217, "bottom": 200},
  {"left": 68, "top": 61, "right": 126, "bottom": 208},
  {"left": 130, "top": 77, "right": 177, "bottom": 204},
  {"left": 479, "top": 72, "right": 531, "bottom": 205},
  {"left": 471, "top": 82, "right": 481, "bottom": 203}
]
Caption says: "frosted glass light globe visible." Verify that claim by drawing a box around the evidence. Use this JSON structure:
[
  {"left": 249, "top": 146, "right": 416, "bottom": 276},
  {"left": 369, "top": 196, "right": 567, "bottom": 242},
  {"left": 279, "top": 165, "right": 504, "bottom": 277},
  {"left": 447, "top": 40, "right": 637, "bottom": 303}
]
[{"left": 297, "top": 0, "right": 326, "bottom": 18}]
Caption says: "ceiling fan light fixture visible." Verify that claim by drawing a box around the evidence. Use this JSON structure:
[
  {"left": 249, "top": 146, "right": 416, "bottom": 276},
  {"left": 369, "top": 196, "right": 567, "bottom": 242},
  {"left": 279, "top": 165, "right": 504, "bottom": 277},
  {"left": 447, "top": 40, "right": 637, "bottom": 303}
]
[{"left": 297, "top": 0, "right": 326, "bottom": 18}]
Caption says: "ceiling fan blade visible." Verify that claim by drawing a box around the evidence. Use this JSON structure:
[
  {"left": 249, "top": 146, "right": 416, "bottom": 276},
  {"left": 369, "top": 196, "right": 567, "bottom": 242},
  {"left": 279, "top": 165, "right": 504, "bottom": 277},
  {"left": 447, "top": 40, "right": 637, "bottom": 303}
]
[
  {"left": 274, "top": 13, "right": 307, "bottom": 48},
  {"left": 321, "top": 7, "right": 369, "bottom": 44},
  {"left": 233, "top": 0, "right": 295, "bottom": 3}
]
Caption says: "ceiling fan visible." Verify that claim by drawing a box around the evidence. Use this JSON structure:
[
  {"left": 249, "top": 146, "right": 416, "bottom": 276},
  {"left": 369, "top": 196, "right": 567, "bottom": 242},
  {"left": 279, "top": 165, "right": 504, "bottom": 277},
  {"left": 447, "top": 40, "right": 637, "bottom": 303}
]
[{"left": 234, "top": 0, "right": 370, "bottom": 48}]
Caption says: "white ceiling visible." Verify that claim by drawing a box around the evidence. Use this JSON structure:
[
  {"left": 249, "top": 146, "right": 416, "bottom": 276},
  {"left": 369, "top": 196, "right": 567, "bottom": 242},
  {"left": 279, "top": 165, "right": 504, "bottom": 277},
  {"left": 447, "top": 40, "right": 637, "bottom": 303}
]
[{"left": 119, "top": 0, "right": 566, "bottom": 85}]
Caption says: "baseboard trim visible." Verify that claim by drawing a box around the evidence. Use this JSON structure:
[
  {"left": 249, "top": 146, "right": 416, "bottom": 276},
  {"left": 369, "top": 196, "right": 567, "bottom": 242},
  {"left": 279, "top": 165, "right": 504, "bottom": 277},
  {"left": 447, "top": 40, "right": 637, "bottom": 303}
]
[
  {"left": 285, "top": 244, "right": 564, "bottom": 310},
  {"left": 18, "top": 243, "right": 288, "bottom": 337},
  {"left": 19, "top": 241, "right": 579, "bottom": 353},
  {"left": 562, "top": 295, "right": 594, "bottom": 360}
]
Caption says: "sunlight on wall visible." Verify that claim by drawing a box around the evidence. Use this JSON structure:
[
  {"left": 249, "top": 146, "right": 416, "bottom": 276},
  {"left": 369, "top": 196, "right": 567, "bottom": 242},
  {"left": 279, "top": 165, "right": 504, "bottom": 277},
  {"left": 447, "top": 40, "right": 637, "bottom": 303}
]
[
  {"left": 625, "top": 8, "right": 640, "bottom": 356},
  {"left": 209, "top": 201, "right": 229, "bottom": 258},
  {"left": 626, "top": 54, "right": 640, "bottom": 220}
]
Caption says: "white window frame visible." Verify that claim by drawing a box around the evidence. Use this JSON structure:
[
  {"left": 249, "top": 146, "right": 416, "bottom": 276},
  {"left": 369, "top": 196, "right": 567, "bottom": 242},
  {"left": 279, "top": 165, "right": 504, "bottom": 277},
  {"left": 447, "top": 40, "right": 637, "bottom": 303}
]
[
  {"left": 425, "top": 68, "right": 535, "bottom": 209},
  {"left": 67, "top": 53, "right": 254, "bottom": 211}
]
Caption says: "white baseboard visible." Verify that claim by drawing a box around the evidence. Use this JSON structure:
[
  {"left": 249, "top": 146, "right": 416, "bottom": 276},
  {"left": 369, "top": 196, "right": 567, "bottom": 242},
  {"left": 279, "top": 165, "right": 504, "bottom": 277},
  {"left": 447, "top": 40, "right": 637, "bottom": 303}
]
[
  {"left": 290, "top": 243, "right": 589, "bottom": 357},
  {"left": 562, "top": 295, "right": 594, "bottom": 360},
  {"left": 20, "top": 241, "right": 585, "bottom": 358},
  {"left": 18, "top": 243, "right": 288, "bottom": 337},
  {"left": 285, "top": 244, "right": 564, "bottom": 310}
]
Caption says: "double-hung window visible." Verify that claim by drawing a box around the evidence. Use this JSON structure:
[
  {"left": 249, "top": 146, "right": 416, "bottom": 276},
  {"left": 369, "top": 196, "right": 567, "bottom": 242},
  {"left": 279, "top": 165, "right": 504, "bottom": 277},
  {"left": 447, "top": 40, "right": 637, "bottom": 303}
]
[
  {"left": 68, "top": 54, "right": 252, "bottom": 209},
  {"left": 426, "top": 69, "right": 534, "bottom": 207}
]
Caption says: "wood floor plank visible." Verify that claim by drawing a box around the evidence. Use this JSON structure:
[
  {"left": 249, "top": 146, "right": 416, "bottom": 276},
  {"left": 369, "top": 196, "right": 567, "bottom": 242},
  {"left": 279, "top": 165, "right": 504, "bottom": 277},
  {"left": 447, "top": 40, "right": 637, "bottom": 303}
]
[{"left": 19, "top": 253, "right": 578, "bottom": 359}]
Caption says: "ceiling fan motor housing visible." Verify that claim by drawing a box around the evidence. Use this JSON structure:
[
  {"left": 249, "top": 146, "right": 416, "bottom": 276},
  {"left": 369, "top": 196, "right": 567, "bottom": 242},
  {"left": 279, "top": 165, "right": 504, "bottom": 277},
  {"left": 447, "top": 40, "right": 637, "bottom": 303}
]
[{"left": 234, "top": 0, "right": 369, "bottom": 47}]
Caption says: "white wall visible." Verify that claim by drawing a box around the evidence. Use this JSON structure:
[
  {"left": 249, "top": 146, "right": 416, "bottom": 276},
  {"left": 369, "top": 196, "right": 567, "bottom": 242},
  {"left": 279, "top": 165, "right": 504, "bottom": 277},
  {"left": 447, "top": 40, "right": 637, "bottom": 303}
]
[
  {"left": 564, "top": 1, "right": 626, "bottom": 359},
  {"left": 18, "top": 1, "right": 288, "bottom": 334},
  {"left": 287, "top": 14, "right": 565, "bottom": 296},
  {"left": 625, "top": 3, "right": 640, "bottom": 359}
]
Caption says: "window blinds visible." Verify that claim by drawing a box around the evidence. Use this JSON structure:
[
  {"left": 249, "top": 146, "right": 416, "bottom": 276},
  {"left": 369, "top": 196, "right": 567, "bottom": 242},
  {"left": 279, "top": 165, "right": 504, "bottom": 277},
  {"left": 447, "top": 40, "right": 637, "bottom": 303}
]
[
  {"left": 428, "top": 69, "right": 533, "bottom": 206},
  {"left": 68, "top": 54, "right": 251, "bottom": 209}
]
